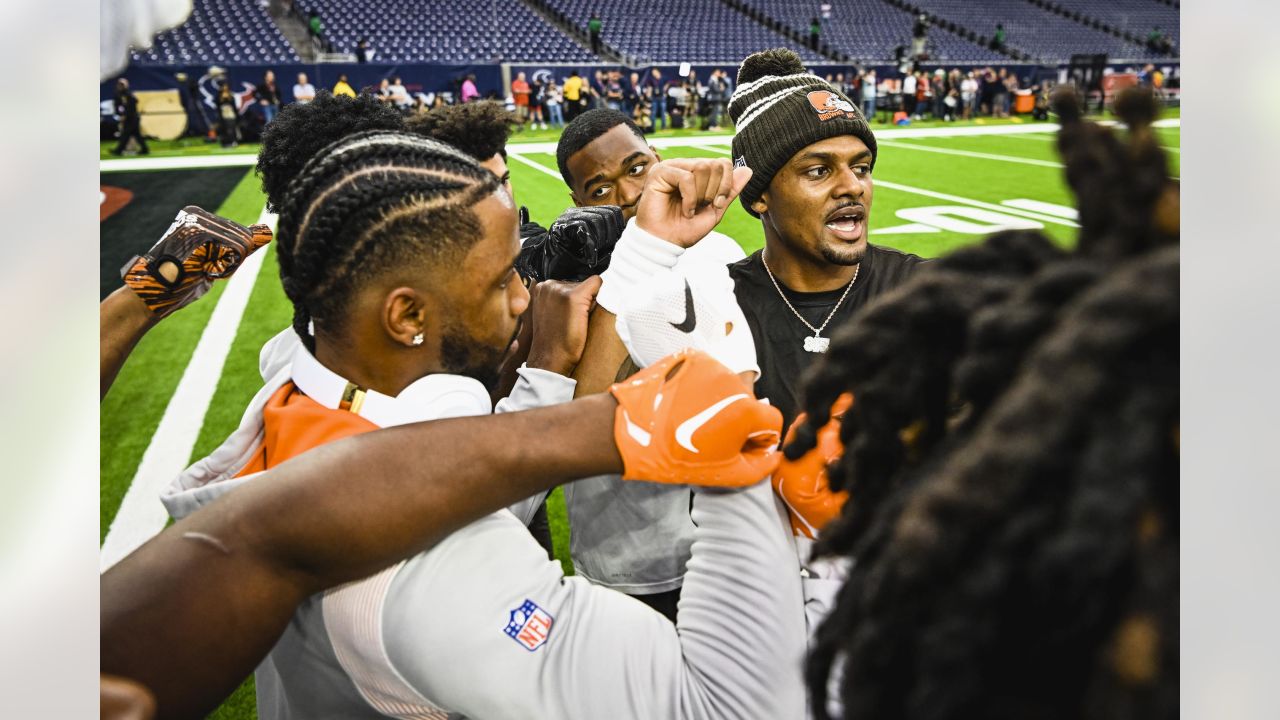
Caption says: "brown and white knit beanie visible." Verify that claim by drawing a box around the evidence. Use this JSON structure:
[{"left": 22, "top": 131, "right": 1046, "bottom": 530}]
[{"left": 729, "top": 48, "right": 877, "bottom": 218}]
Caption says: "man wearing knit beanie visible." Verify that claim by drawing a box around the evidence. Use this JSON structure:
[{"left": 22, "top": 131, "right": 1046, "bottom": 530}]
[{"left": 725, "top": 48, "right": 925, "bottom": 429}]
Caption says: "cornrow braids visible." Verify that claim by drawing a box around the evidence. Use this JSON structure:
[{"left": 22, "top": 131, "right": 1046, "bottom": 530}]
[
  {"left": 273, "top": 131, "right": 501, "bottom": 352},
  {"left": 784, "top": 230, "right": 1065, "bottom": 556},
  {"left": 256, "top": 91, "right": 406, "bottom": 212},
  {"left": 807, "top": 246, "right": 1179, "bottom": 720}
]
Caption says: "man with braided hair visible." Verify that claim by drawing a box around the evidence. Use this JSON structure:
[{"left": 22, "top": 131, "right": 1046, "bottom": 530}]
[{"left": 162, "top": 131, "right": 807, "bottom": 719}]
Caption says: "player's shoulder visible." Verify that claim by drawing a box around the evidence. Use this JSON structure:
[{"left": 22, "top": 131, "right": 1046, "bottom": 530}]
[{"left": 869, "top": 243, "right": 927, "bottom": 270}]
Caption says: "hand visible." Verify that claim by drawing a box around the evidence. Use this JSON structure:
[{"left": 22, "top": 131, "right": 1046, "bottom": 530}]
[
  {"left": 524, "top": 276, "right": 603, "bottom": 376},
  {"left": 610, "top": 349, "right": 782, "bottom": 488},
  {"left": 634, "top": 159, "right": 752, "bottom": 248},
  {"left": 515, "top": 205, "right": 624, "bottom": 283},
  {"left": 773, "top": 393, "right": 853, "bottom": 539},
  {"left": 121, "top": 206, "right": 272, "bottom": 319}
]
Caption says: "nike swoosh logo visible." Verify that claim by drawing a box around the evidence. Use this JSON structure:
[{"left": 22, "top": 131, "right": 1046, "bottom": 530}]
[
  {"left": 675, "top": 393, "right": 750, "bottom": 454},
  {"left": 669, "top": 279, "right": 697, "bottom": 333}
]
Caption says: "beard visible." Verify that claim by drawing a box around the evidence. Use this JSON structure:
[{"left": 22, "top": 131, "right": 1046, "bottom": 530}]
[
  {"left": 818, "top": 239, "right": 867, "bottom": 266},
  {"left": 439, "top": 317, "right": 519, "bottom": 392}
]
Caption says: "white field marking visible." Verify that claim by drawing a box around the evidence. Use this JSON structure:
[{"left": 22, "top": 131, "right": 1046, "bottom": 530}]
[
  {"left": 1001, "top": 198, "right": 1079, "bottom": 220},
  {"left": 876, "top": 140, "right": 1064, "bottom": 168},
  {"left": 511, "top": 151, "right": 1079, "bottom": 229},
  {"left": 875, "top": 180, "right": 1080, "bottom": 227},
  {"left": 100, "top": 207, "right": 278, "bottom": 571},
  {"left": 101, "top": 153, "right": 258, "bottom": 172}
]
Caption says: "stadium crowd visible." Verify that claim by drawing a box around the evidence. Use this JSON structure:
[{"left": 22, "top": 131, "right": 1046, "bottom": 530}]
[{"left": 101, "top": 34, "right": 1178, "bottom": 720}]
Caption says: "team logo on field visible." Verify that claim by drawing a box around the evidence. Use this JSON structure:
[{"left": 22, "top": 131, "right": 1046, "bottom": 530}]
[
  {"left": 806, "top": 90, "right": 859, "bottom": 122},
  {"left": 504, "top": 599, "right": 554, "bottom": 651}
]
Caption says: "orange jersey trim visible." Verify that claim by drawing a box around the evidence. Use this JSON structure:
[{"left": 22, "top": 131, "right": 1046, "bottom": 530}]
[{"left": 236, "top": 382, "right": 380, "bottom": 475}]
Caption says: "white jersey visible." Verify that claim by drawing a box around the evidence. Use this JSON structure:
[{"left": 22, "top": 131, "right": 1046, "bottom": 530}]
[{"left": 165, "top": 329, "right": 806, "bottom": 720}]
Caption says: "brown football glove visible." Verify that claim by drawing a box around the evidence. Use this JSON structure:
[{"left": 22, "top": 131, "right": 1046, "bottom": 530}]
[{"left": 121, "top": 206, "right": 272, "bottom": 319}]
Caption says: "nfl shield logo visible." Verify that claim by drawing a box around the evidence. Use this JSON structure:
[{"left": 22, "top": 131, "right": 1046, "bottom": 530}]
[{"left": 504, "top": 599, "right": 554, "bottom": 651}]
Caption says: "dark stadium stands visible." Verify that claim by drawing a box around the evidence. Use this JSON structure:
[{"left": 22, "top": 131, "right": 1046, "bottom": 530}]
[
  {"left": 130, "top": 0, "right": 300, "bottom": 65},
  {"left": 537, "top": 0, "right": 825, "bottom": 63},
  {"left": 304, "top": 0, "right": 596, "bottom": 62},
  {"left": 125, "top": 0, "right": 1177, "bottom": 66},
  {"left": 909, "top": 0, "right": 1161, "bottom": 61},
  {"left": 741, "top": 0, "right": 1005, "bottom": 63}
]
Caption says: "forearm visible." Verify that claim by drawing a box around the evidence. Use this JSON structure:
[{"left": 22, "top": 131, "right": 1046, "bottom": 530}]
[
  {"left": 101, "top": 393, "right": 622, "bottom": 719},
  {"left": 571, "top": 305, "right": 630, "bottom": 397},
  {"left": 100, "top": 286, "right": 159, "bottom": 399}
]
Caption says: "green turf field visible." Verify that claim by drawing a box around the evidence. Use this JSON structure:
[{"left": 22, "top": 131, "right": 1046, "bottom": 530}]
[{"left": 100, "top": 108, "right": 1179, "bottom": 719}]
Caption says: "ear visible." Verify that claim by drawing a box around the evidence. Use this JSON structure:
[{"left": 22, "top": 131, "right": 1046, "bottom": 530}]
[
  {"left": 382, "top": 287, "right": 430, "bottom": 348},
  {"left": 569, "top": 190, "right": 583, "bottom": 207},
  {"left": 752, "top": 190, "right": 769, "bottom": 215}
]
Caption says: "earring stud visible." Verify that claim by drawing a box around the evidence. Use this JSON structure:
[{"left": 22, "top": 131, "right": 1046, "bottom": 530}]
[{"left": 411, "top": 333, "right": 424, "bottom": 346}]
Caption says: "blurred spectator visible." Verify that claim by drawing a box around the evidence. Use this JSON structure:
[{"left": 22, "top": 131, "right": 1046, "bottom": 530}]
[
  {"left": 563, "top": 70, "right": 584, "bottom": 121},
  {"left": 682, "top": 70, "right": 700, "bottom": 126},
  {"left": 307, "top": 11, "right": 325, "bottom": 51},
  {"left": 912, "top": 13, "right": 928, "bottom": 59},
  {"left": 603, "top": 70, "right": 622, "bottom": 111},
  {"left": 545, "top": 79, "right": 565, "bottom": 128},
  {"left": 625, "top": 71, "right": 641, "bottom": 117},
  {"left": 1003, "top": 70, "right": 1019, "bottom": 115},
  {"left": 809, "top": 17, "right": 820, "bottom": 51},
  {"left": 706, "top": 68, "right": 729, "bottom": 131},
  {"left": 411, "top": 94, "right": 429, "bottom": 116},
  {"left": 332, "top": 73, "right": 356, "bottom": 98},
  {"left": 902, "top": 69, "right": 917, "bottom": 117},
  {"left": 215, "top": 81, "right": 239, "bottom": 148},
  {"left": 667, "top": 79, "right": 686, "bottom": 129},
  {"left": 355, "top": 38, "right": 373, "bottom": 63},
  {"left": 1146, "top": 27, "right": 1173, "bottom": 54},
  {"left": 992, "top": 23, "right": 1006, "bottom": 52},
  {"left": 110, "top": 78, "right": 149, "bottom": 156},
  {"left": 461, "top": 74, "right": 480, "bottom": 103},
  {"left": 530, "top": 75, "right": 547, "bottom": 130},
  {"left": 293, "top": 72, "right": 316, "bottom": 104},
  {"left": 960, "top": 70, "right": 977, "bottom": 119},
  {"left": 993, "top": 67, "right": 1010, "bottom": 118},
  {"left": 644, "top": 67, "right": 667, "bottom": 130},
  {"left": 860, "top": 69, "right": 876, "bottom": 121},
  {"left": 512, "top": 71, "right": 531, "bottom": 127},
  {"left": 588, "top": 13, "right": 602, "bottom": 54},
  {"left": 932, "top": 69, "right": 947, "bottom": 119},
  {"left": 256, "top": 70, "right": 281, "bottom": 124},
  {"left": 388, "top": 76, "right": 411, "bottom": 111},
  {"left": 979, "top": 66, "right": 997, "bottom": 115},
  {"left": 376, "top": 77, "right": 392, "bottom": 104}
]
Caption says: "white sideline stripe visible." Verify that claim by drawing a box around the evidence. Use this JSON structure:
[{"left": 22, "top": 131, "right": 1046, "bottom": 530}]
[
  {"left": 877, "top": 140, "right": 1064, "bottom": 168},
  {"left": 101, "top": 153, "right": 258, "bottom": 172},
  {"left": 511, "top": 151, "right": 1078, "bottom": 228},
  {"left": 100, "top": 207, "right": 278, "bottom": 572}
]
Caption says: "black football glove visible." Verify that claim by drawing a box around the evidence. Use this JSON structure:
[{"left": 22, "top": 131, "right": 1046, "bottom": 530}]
[{"left": 515, "top": 205, "right": 625, "bottom": 283}]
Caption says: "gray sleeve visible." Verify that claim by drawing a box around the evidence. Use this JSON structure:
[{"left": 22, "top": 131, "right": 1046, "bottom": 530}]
[
  {"left": 495, "top": 365, "right": 577, "bottom": 525},
  {"left": 382, "top": 481, "right": 807, "bottom": 720}
]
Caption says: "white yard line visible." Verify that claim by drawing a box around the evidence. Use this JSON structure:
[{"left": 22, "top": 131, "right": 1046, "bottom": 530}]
[
  {"left": 101, "top": 153, "right": 258, "bottom": 172},
  {"left": 100, "top": 207, "right": 277, "bottom": 571},
  {"left": 512, "top": 152, "right": 1077, "bottom": 228},
  {"left": 877, "top": 140, "right": 1064, "bottom": 168}
]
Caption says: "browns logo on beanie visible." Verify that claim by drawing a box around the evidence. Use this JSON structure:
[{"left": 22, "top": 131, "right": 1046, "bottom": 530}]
[{"left": 729, "top": 48, "right": 877, "bottom": 218}]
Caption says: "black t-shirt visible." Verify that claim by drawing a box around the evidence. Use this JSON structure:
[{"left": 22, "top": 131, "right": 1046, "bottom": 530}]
[{"left": 729, "top": 244, "right": 926, "bottom": 430}]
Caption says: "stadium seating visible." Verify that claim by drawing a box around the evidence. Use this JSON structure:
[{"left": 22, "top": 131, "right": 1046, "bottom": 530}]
[
  {"left": 130, "top": 0, "right": 300, "bottom": 65},
  {"left": 304, "top": 0, "right": 596, "bottom": 62},
  {"left": 742, "top": 0, "right": 1005, "bottom": 63},
  {"left": 538, "top": 0, "right": 826, "bottom": 64},
  {"left": 909, "top": 0, "right": 1161, "bottom": 61},
  {"left": 1052, "top": 0, "right": 1179, "bottom": 47}
]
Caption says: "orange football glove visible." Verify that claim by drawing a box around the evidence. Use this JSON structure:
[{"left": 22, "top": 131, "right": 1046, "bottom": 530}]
[
  {"left": 122, "top": 206, "right": 272, "bottom": 319},
  {"left": 773, "top": 393, "right": 854, "bottom": 539},
  {"left": 610, "top": 349, "right": 783, "bottom": 488}
]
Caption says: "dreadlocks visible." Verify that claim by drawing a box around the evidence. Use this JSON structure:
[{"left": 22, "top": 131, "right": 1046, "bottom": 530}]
[
  {"left": 791, "top": 85, "right": 1180, "bottom": 719},
  {"left": 256, "top": 91, "right": 405, "bottom": 212},
  {"left": 273, "top": 130, "right": 501, "bottom": 352},
  {"left": 807, "top": 246, "right": 1179, "bottom": 720}
]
